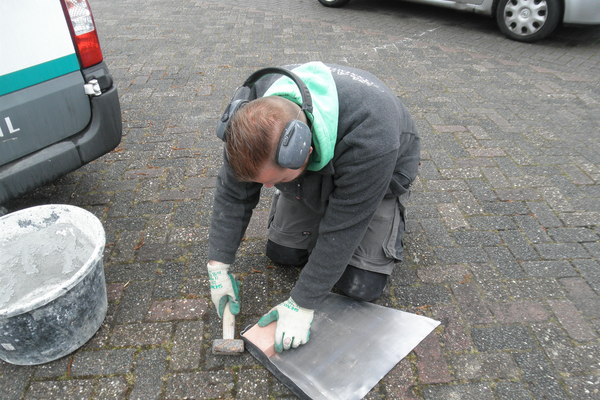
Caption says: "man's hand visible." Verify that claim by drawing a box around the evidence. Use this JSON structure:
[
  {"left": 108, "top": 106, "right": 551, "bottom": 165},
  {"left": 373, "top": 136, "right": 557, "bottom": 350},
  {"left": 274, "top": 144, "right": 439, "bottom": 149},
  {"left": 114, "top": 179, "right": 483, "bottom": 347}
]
[
  {"left": 258, "top": 297, "right": 314, "bottom": 353},
  {"left": 207, "top": 261, "right": 240, "bottom": 318}
]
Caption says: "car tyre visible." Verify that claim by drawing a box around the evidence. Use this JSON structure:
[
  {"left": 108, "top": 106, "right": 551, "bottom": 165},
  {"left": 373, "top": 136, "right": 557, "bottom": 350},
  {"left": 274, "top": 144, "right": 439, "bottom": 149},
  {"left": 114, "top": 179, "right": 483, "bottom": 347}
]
[
  {"left": 496, "top": 0, "right": 561, "bottom": 42},
  {"left": 318, "top": 0, "right": 351, "bottom": 7}
]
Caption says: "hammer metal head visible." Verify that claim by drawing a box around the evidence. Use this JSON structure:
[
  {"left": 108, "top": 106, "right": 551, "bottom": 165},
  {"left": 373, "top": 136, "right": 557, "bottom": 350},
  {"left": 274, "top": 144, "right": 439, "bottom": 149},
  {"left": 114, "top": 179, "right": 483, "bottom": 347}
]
[{"left": 212, "top": 338, "right": 244, "bottom": 355}]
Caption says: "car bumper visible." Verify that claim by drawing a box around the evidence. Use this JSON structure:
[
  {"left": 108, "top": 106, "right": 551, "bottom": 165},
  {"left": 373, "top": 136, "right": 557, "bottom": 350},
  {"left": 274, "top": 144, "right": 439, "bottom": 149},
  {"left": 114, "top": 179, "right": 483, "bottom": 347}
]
[
  {"left": 564, "top": 0, "right": 600, "bottom": 25},
  {"left": 0, "top": 85, "right": 122, "bottom": 203}
]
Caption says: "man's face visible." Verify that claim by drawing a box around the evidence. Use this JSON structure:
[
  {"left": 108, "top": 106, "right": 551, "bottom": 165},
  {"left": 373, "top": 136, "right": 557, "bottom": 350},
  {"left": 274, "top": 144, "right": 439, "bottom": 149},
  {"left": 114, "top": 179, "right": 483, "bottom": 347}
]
[
  {"left": 253, "top": 163, "right": 306, "bottom": 188},
  {"left": 252, "top": 145, "right": 312, "bottom": 188}
]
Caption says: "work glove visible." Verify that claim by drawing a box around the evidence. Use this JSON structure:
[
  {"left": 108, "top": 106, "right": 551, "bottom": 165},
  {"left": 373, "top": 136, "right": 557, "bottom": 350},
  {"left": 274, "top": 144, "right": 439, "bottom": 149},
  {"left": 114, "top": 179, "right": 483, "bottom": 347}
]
[
  {"left": 207, "top": 261, "right": 240, "bottom": 318},
  {"left": 258, "top": 297, "right": 314, "bottom": 353}
]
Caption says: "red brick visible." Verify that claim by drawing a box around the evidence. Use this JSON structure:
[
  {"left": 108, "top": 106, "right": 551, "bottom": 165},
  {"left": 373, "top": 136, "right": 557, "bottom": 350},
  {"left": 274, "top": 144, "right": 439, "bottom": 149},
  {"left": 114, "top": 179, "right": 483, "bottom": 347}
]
[
  {"left": 431, "top": 304, "right": 473, "bottom": 352},
  {"left": 452, "top": 282, "right": 495, "bottom": 324},
  {"left": 107, "top": 283, "right": 127, "bottom": 302},
  {"left": 417, "top": 264, "right": 472, "bottom": 284},
  {"left": 147, "top": 298, "right": 209, "bottom": 321},
  {"left": 488, "top": 301, "right": 550, "bottom": 323},
  {"left": 414, "top": 333, "right": 452, "bottom": 384},
  {"left": 382, "top": 358, "right": 418, "bottom": 400},
  {"left": 548, "top": 300, "right": 597, "bottom": 342},
  {"left": 560, "top": 277, "right": 600, "bottom": 319},
  {"left": 433, "top": 125, "right": 468, "bottom": 133}
]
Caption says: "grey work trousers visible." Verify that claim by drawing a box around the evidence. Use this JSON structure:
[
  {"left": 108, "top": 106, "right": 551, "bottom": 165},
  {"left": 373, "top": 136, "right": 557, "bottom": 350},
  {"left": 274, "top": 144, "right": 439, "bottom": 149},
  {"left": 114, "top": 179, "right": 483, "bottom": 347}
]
[{"left": 267, "top": 190, "right": 407, "bottom": 275}]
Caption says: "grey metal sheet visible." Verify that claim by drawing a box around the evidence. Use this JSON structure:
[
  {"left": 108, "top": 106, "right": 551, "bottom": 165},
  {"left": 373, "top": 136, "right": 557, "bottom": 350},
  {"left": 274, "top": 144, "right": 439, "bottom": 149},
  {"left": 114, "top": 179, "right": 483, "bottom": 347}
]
[{"left": 242, "top": 293, "right": 440, "bottom": 400}]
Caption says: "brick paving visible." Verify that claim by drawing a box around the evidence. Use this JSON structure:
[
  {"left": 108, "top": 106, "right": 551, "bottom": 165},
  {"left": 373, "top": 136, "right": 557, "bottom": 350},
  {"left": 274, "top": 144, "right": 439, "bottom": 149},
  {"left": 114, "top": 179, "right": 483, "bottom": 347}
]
[{"left": 2, "top": 0, "right": 600, "bottom": 398}]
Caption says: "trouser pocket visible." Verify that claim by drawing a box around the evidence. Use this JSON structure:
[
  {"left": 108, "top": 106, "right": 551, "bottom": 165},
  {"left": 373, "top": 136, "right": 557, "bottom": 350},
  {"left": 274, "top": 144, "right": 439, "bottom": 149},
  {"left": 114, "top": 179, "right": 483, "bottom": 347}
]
[
  {"left": 350, "top": 196, "right": 406, "bottom": 275},
  {"left": 267, "top": 191, "right": 322, "bottom": 250},
  {"left": 383, "top": 195, "right": 407, "bottom": 261}
]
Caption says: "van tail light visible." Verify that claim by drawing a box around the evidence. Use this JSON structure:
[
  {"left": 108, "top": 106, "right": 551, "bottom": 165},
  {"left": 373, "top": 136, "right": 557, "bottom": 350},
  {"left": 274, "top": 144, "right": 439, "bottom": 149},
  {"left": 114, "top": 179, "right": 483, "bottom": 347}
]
[{"left": 61, "top": 0, "right": 103, "bottom": 68}]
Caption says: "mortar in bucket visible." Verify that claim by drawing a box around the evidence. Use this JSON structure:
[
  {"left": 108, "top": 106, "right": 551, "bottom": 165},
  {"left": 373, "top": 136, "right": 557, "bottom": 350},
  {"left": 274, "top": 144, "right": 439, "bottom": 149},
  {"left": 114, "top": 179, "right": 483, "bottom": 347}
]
[{"left": 0, "top": 204, "right": 107, "bottom": 365}]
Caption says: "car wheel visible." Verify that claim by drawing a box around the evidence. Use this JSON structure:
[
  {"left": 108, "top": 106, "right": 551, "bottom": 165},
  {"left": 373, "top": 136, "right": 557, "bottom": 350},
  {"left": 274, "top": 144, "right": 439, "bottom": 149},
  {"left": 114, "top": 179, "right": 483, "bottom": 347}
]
[
  {"left": 496, "top": 0, "right": 561, "bottom": 42},
  {"left": 318, "top": 0, "right": 351, "bottom": 7}
]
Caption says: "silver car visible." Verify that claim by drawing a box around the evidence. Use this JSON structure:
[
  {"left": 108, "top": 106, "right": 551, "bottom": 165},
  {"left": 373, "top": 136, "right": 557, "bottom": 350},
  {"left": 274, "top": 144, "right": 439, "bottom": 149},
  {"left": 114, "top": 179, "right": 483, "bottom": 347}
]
[{"left": 318, "top": 0, "right": 600, "bottom": 42}]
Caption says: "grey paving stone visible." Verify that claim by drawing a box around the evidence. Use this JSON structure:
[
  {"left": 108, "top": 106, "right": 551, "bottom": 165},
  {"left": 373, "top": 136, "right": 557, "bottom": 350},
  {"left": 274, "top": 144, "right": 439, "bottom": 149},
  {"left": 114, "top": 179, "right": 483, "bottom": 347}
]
[
  {"left": 513, "top": 350, "right": 559, "bottom": 382},
  {"left": 572, "top": 259, "right": 600, "bottom": 294},
  {"left": 435, "top": 246, "right": 489, "bottom": 263},
  {"left": 114, "top": 280, "right": 156, "bottom": 323},
  {"left": 452, "top": 231, "right": 501, "bottom": 247},
  {"left": 520, "top": 260, "right": 577, "bottom": 278},
  {"left": 25, "top": 380, "right": 96, "bottom": 400},
  {"left": 494, "top": 381, "right": 534, "bottom": 400},
  {"left": 526, "top": 378, "right": 570, "bottom": 400},
  {"left": 485, "top": 246, "right": 528, "bottom": 278},
  {"left": 451, "top": 353, "right": 519, "bottom": 380},
  {"left": 71, "top": 349, "right": 136, "bottom": 377},
  {"left": 526, "top": 202, "right": 563, "bottom": 228},
  {"left": 468, "top": 215, "right": 517, "bottom": 230},
  {"left": 236, "top": 368, "right": 270, "bottom": 400},
  {"left": 532, "top": 323, "right": 600, "bottom": 373},
  {"left": 170, "top": 320, "right": 204, "bottom": 371},
  {"left": 547, "top": 227, "right": 599, "bottom": 243},
  {"left": 499, "top": 230, "right": 539, "bottom": 261},
  {"left": 564, "top": 375, "right": 600, "bottom": 400},
  {"left": 423, "top": 382, "right": 495, "bottom": 400},
  {"left": 583, "top": 241, "right": 600, "bottom": 258},
  {"left": 534, "top": 243, "right": 590, "bottom": 260},
  {"left": 32, "top": 358, "right": 68, "bottom": 379},
  {"left": 0, "top": 363, "right": 32, "bottom": 400},
  {"left": 420, "top": 218, "right": 456, "bottom": 247},
  {"left": 395, "top": 283, "right": 452, "bottom": 307},
  {"left": 560, "top": 277, "right": 600, "bottom": 318},
  {"left": 93, "top": 376, "right": 129, "bottom": 400},
  {"left": 472, "top": 325, "right": 536, "bottom": 351},
  {"left": 513, "top": 215, "right": 552, "bottom": 244},
  {"left": 166, "top": 370, "right": 234, "bottom": 399},
  {"left": 110, "top": 322, "right": 172, "bottom": 347},
  {"left": 152, "top": 262, "right": 187, "bottom": 299},
  {"left": 130, "top": 348, "right": 167, "bottom": 400}
]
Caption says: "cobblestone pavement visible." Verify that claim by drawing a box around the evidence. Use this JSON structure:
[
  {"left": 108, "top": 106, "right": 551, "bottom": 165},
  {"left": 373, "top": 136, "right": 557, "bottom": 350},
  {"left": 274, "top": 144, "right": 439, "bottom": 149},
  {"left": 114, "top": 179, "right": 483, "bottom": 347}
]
[{"left": 2, "top": 0, "right": 600, "bottom": 399}]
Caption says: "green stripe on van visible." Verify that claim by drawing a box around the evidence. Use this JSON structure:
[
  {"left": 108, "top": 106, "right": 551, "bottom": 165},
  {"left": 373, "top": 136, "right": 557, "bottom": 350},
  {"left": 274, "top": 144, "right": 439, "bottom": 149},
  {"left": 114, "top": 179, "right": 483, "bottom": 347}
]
[{"left": 0, "top": 54, "right": 80, "bottom": 96}]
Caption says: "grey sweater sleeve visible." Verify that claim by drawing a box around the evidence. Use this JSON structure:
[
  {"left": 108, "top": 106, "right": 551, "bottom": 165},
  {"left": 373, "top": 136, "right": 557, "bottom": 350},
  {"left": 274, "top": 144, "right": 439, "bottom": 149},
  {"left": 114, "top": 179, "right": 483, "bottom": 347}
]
[
  {"left": 290, "top": 147, "right": 398, "bottom": 309},
  {"left": 208, "top": 158, "right": 262, "bottom": 264},
  {"left": 289, "top": 64, "right": 413, "bottom": 310}
]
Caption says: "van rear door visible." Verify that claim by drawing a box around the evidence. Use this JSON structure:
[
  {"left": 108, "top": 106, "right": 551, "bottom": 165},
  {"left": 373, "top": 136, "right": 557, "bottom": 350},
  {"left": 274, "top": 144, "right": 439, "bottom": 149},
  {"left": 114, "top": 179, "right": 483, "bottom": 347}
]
[{"left": 0, "top": 0, "right": 91, "bottom": 165}]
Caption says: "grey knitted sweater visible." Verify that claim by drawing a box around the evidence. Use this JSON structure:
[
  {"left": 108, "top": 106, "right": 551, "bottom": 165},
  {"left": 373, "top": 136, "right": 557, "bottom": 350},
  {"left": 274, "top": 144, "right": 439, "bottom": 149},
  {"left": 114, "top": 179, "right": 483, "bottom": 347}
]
[{"left": 208, "top": 64, "right": 420, "bottom": 310}]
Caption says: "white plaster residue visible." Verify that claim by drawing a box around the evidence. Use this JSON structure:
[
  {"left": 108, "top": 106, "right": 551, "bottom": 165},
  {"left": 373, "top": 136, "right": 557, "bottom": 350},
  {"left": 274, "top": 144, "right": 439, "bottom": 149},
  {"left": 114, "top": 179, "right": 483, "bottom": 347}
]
[{"left": 0, "top": 223, "right": 94, "bottom": 311}]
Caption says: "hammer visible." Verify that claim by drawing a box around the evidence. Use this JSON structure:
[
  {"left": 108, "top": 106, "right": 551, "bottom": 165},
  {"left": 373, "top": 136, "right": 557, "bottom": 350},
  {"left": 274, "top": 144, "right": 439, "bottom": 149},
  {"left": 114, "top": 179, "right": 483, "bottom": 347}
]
[{"left": 212, "top": 302, "right": 244, "bottom": 355}]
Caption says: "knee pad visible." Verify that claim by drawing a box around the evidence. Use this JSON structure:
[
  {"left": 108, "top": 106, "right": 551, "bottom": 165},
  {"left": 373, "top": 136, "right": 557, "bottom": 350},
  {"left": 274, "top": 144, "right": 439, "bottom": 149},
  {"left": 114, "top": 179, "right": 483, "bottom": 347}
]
[
  {"left": 335, "top": 265, "right": 388, "bottom": 302},
  {"left": 266, "top": 240, "right": 309, "bottom": 267}
]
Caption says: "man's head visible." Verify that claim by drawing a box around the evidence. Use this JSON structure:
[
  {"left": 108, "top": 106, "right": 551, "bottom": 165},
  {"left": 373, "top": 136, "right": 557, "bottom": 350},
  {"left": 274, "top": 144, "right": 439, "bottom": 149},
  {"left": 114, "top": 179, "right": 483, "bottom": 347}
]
[{"left": 225, "top": 96, "right": 311, "bottom": 187}]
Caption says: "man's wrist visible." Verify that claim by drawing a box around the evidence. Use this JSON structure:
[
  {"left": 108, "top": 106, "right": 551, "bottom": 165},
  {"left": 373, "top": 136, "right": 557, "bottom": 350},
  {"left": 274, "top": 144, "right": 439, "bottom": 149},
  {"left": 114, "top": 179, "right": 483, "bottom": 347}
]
[{"left": 207, "top": 260, "right": 229, "bottom": 270}]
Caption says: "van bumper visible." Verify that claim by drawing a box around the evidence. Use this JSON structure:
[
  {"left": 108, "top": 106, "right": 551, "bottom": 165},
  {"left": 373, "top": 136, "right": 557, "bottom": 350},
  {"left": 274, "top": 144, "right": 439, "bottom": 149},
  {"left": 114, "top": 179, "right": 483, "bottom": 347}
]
[{"left": 0, "top": 85, "right": 122, "bottom": 204}]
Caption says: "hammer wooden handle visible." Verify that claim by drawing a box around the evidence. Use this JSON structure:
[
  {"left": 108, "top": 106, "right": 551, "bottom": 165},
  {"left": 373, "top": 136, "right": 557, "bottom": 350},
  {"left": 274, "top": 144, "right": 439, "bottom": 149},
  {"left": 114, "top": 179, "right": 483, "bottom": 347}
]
[{"left": 222, "top": 303, "right": 235, "bottom": 340}]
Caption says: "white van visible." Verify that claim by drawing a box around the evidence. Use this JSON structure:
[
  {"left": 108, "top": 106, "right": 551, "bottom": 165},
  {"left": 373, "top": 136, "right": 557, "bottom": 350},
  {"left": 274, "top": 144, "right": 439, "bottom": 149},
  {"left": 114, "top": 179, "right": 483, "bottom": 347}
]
[{"left": 0, "top": 0, "right": 122, "bottom": 204}]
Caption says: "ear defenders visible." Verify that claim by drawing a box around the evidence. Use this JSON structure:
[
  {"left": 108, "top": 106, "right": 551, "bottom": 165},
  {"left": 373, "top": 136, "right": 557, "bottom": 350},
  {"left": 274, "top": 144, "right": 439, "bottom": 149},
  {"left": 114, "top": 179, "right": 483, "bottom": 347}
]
[{"left": 216, "top": 67, "right": 313, "bottom": 170}]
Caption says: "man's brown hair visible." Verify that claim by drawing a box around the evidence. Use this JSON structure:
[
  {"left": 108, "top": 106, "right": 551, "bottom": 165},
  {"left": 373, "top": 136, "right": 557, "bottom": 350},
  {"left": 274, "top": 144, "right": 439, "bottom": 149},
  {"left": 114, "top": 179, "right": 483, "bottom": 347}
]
[{"left": 225, "top": 96, "right": 295, "bottom": 181}]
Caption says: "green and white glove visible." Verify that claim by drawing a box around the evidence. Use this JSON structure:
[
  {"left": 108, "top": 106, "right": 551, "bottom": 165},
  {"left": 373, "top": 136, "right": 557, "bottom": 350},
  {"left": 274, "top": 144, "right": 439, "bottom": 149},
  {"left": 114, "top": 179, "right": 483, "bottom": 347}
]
[
  {"left": 207, "top": 261, "right": 240, "bottom": 318},
  {"left": 258, "top": 297, "right": 314, "bottom": 353}
]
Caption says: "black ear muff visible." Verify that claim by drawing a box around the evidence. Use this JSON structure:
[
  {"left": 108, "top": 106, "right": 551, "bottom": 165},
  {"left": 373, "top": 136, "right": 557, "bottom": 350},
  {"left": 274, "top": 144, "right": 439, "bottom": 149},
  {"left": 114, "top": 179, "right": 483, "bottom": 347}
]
[
  {"left": 276, "top": 120, "right": 312, "bottom": 169},
  {"left": 216, "top": 67, "right": 314, "bottom": 168},
  {"left": 216, "top": 99, "right": 248, "bottom": 141}
]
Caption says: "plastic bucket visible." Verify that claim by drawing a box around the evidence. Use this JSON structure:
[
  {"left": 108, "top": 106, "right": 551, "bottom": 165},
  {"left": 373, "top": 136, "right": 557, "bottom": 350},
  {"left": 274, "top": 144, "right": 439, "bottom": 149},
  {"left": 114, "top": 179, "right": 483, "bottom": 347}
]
[{"left": 0, "top": 205, "right": 107, "bottom": 365}]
